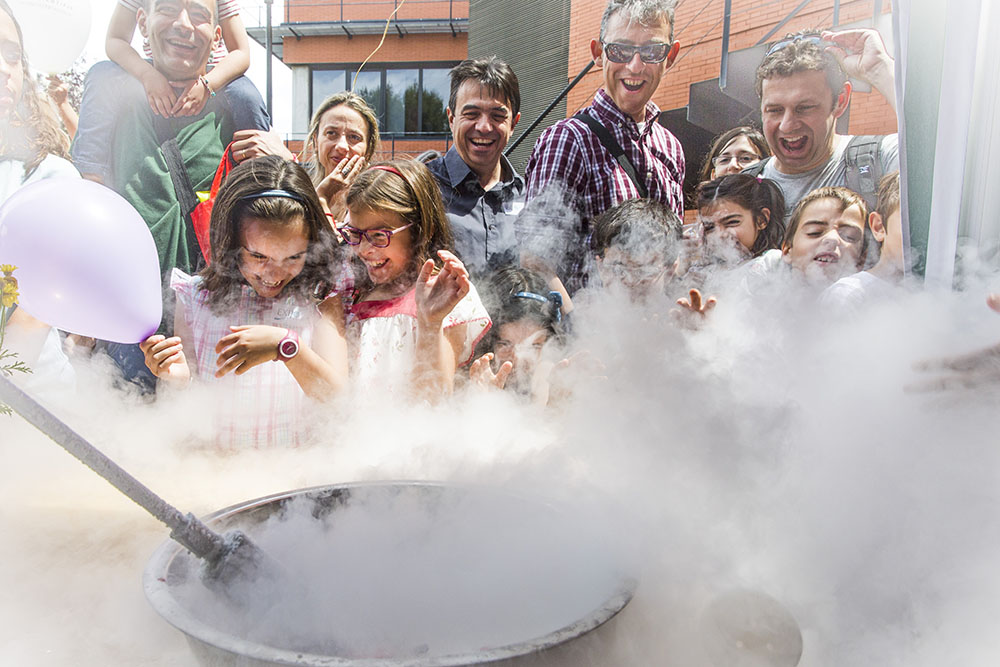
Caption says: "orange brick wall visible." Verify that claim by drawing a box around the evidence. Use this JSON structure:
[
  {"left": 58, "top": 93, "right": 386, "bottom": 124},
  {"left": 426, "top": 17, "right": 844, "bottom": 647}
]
[
  {"left": 565, "top": 0, "right": 897, "bottom": 136},
  {"left": 287, "top": 0, "right": 468, "bottom": 25},
  {"left": 283, "top": 32, "right": 467, "bottom": 65}
]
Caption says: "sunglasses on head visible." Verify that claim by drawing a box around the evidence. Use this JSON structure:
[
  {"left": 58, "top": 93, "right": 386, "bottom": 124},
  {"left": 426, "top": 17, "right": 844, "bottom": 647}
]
[
  {"left": 765, "top": 33, "right": 831, "bottom": 57},
  {"left": 601, "top": 41, "right": 671, "bottom": 64}
]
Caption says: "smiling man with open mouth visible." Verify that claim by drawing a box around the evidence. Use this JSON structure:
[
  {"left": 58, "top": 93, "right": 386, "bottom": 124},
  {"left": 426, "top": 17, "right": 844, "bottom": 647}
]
[
  {"left": 524, "top": 0, "right": 685, "bottom": 295},
  {"left": 747, "top": 29, "right": 899, "bottom": 219}
]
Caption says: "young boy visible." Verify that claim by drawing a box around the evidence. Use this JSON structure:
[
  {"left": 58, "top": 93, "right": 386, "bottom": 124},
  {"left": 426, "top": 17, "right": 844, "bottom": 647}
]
[
  {"left": 820, "top": 172, "right": 903, "bottom": 308},
  {"left": 589, "top": 198, "right": 683, "bottom": 300}
]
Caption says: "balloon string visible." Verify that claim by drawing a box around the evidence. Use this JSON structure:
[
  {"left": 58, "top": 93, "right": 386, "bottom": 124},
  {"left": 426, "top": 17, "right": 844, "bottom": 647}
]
[{"left": 352, "top": 0, "right": 405, "bottom": 91}]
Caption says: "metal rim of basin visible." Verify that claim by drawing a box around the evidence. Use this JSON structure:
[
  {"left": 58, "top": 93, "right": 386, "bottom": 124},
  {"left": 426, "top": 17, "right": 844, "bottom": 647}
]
[{"left": 143, "top": 480, "right": 636, "bottom": 667}]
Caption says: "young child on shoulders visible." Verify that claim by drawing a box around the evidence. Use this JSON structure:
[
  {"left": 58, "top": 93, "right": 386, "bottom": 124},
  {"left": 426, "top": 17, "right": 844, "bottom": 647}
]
[
  {"left": 140, "top": 156, "right": 348, "bottom": 448},
  {"left": 341, "top": 159, "right": 491, "bottom": 397},
  {"left": 820, "top": 172, "right": 904, "bottom": 310},
  {"left": 74, "top": 0, "right": 266, "bottom": 183},
  {"left": 469, "top": 266, "right": 565, "bottom": 405},
  {"left": 108, "top": 0, "right": 252, "bottom": 118}
]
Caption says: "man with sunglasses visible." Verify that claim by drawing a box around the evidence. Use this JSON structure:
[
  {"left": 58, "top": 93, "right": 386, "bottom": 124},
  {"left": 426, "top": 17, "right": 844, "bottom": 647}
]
[
  {"left": 523, "top": 0, "right": 683, "bottom": 294},
  {"left": 749, "top": 28, "right": 898, "bottom": 216}
]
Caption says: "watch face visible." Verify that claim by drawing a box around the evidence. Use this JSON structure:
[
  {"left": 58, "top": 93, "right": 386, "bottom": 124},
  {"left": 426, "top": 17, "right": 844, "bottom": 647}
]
[{"left": 279, "top": 338, "right": 299, "bottom": 359}]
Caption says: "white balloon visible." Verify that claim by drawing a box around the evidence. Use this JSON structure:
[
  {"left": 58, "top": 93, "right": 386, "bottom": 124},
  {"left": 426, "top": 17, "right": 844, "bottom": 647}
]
[{"left": 9, "top": 0, "right": 91, "bottom": 74}]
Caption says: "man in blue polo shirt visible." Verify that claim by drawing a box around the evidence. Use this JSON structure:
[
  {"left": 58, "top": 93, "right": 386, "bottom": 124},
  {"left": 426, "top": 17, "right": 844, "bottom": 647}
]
[{"left": 427, "top": 56, "right": 523, "bottom": 278}]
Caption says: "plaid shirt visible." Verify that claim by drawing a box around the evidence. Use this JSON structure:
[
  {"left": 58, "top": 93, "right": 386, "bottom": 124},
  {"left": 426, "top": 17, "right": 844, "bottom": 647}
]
[{"left": 523, "top": 89, "right": 685, "bottom": 290}]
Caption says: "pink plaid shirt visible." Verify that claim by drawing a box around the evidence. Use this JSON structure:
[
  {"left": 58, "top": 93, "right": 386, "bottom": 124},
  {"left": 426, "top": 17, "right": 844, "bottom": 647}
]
[
  {"left": 171, "top": 269, "right": 320, "bottom": 450},
  {"left": 523, "top": 89, "right": 685, "bottom": 290}
]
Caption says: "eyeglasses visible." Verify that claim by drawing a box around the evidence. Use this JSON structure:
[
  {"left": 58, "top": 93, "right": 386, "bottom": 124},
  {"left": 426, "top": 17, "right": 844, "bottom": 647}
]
[
  {"left": 765, "top": 33, "right": 829, "bottom": 57},
  {"left": 339, "top": 222, "right": 413, "bottom": 248},
  {"left": 712, "top": 152, "right": 761, "bottom": 168},
  {"left": 601, "top": 41, "right": 671, "bottom": 64}
]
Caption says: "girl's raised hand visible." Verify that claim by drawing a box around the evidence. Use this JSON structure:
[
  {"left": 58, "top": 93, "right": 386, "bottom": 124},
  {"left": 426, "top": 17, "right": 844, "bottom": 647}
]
[
  {"left": 469, "top": 353, "right": 513, "bottom": 390},
  {"left": 139, "top": 334, "right": 190, "bottom": 385},
  {"left": 214, "top": 325, "right": 287, "bottom": 377},
  {"left": 416, "top": 250, "right": 471, "bottom": 327}
]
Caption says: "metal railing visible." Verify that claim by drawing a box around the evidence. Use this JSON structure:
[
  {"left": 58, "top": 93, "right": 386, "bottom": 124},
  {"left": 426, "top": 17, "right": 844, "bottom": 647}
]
[{"left": 243, "top": 0, "right": 469, "bottom": 28}]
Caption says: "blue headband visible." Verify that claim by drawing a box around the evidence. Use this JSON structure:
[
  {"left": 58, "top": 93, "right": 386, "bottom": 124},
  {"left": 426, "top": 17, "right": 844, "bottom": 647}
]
[
  {"left": 240, "top": 189, "right": 306, "bottom": 204},
  {"left": 513, "top": 290, "right": 563, "bottom": 322}
]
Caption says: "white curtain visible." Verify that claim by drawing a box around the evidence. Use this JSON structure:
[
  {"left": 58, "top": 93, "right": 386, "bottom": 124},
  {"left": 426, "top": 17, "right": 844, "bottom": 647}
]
[{"left": 899, "top": 0, "right": 1000, "bottom": 287}]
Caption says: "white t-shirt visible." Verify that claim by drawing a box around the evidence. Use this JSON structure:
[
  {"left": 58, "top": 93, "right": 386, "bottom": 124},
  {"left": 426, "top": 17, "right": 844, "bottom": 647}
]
[
  {"left": 760, "top": 134, "right": 899, "bottom": 217},
  {"left": 819, "top": 270, "right": 893, "bottom": 313}
]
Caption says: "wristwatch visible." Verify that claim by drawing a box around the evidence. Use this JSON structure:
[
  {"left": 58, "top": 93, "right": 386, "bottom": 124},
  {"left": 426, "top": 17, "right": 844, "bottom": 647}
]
[{"left": 276, "top": 329, "right": 299, "bottom": 362}]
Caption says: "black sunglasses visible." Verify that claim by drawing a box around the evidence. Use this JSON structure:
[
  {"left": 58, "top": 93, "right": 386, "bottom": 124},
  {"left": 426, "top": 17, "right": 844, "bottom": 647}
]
[{"left": 601, "top": 41, "right": 671, "bottom": 64}]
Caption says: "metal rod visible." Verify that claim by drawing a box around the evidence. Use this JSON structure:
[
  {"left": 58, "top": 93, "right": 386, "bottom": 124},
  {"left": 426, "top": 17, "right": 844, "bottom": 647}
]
[
  {"left": 0, "top": 376, "right": 224, "bottom": 560},
  {"left": 505, "top": 59, "right": 595, "bottom": 157},
  {"left": 720, "top": 0, "right": 732, "bottom": 90},
  {"left": 754, "top": 0, "right": 816, "bottom": 46},
  {"left": 265, "top": 0, "right": 274, "bottom": 120},
  {"left": 833, "top": 0, "right": 840, "bottom": 27}
]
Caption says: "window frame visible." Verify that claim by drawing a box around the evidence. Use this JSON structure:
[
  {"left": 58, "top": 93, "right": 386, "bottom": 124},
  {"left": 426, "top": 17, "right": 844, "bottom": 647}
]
[{"left": 309, "top": 62, "right": 459, "bottom": 139}]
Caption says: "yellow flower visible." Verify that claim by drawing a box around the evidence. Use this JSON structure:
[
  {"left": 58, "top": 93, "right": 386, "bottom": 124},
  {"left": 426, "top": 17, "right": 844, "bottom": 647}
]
[{"left": 1, "top": 264, "right": 18, "bottom": 308}]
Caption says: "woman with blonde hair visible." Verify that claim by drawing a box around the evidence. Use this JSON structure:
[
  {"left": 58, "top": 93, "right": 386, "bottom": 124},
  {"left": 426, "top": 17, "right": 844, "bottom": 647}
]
[{"left": 303, "top": 91, "right": 381, "bottom": 225}]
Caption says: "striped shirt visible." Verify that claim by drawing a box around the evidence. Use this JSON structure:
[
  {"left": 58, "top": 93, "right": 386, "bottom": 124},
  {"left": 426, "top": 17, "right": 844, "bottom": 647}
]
[{"left": 523, "top": 89, "right": 685, "bottom": 291}]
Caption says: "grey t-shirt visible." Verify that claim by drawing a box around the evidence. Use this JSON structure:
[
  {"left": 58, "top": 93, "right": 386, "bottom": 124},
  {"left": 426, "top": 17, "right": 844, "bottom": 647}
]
[{"left": 759, "top": 134, "right": 899, "bottom": 217}]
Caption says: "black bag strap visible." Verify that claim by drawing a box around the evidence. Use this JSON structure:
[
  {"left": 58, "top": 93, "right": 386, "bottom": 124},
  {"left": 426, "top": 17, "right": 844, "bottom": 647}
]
[
  {"left": 843, "top": 135, "right": 883, "bottom": 211},
  {"left": 159, "top": 137, "right": 199, "bottom": 218},
  {"left": 152, "top": 114, "right": 199, "bottom": 217},
  {"left": 573, "top": 112, "right": 648, "bottom": 198}
]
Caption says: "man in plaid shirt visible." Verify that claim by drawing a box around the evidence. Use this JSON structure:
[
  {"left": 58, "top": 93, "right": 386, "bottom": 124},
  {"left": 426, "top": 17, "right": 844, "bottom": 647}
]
[{"left": 523, "top": 0, "right": 685, "bottom": 294}]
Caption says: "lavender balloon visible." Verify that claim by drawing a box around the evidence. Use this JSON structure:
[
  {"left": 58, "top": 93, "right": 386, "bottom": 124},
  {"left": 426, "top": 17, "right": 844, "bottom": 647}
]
[{"left": 0, "top": 179, "right": 162, "bottom": 343}]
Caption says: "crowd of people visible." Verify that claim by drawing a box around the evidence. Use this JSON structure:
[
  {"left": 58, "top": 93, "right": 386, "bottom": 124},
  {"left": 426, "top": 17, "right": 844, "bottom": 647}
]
[{"left": 1, "top": 0, "right": 923, "bottom": 445}]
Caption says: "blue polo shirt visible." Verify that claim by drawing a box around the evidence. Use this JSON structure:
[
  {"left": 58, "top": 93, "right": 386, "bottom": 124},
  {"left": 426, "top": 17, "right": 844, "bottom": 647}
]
[{"left": 427, "top": 146, "right": 524, "bottom": 277}]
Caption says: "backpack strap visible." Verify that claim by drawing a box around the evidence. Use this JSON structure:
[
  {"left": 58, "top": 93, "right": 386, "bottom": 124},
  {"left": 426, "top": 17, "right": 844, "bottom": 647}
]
[
  {"left": 159, "top": 137, "right": 200, "bottom": 218},
  {"left": 573, "top": 112, "right": 649, "bottom": 198},
  {"left": 843, "top": 135, "right": 883, "bottom": 210},
  {"left": 740, "top": 157, "right": 769, "bottom": 178}
]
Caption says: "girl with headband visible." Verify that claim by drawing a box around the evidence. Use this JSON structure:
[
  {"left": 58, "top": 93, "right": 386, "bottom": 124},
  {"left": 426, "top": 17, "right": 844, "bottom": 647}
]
[{"left": 140, "top": 156, "right": 349, "bottom": 448}]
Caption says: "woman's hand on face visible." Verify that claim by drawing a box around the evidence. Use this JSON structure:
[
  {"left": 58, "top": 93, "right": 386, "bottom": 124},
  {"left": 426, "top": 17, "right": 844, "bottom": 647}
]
[
  {"left": 416, "top": 250, "right": 471, "bottom": 328},
  {"left": 316, "top": 154, "right": 366, "bottom": 203},
  {"left": 469, "top": 353, "right": 513, "bottom": 390},
  {"left": 214, "top": 325, "right": 287, "bottom": 377},
  {"left": 140, "top": 334, "right": 190, "bottom": 385}
]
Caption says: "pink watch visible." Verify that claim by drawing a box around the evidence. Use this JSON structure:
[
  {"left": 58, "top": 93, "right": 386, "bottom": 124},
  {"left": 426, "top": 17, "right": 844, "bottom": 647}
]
[{"left": 275, "top": 329, "right": 299, "bottom": 362}]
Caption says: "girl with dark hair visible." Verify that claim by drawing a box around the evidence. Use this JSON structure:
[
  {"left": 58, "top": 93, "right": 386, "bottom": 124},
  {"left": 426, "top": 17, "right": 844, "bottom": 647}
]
[
  {"left": 342, "top": 159, "right": 490, "bottom": 396},
  {"left": 140, "top": 156, "right": 349, "bottom": 448},
  {"left": 469, "top": 266, "right": 563, "bottom": 402},
  {"left": 695, "top": 173, "right": 786, "bottom": 264}
]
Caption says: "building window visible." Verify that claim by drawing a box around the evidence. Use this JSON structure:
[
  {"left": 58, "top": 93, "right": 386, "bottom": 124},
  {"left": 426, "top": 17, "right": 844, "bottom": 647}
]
[{"left": 311, "top": 65, "right": 455, "bottom": 136}]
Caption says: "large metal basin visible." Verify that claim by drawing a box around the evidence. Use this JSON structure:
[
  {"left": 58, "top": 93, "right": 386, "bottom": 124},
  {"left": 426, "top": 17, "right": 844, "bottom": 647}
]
[{"left": 144, "top": 481, "right": 634, "bottom": 666}]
